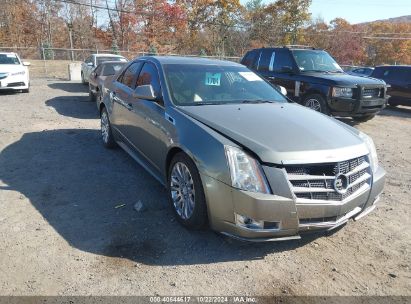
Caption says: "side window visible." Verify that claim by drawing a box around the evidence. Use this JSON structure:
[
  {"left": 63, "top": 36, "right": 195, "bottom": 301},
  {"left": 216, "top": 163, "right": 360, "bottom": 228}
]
[
  {"left": 258, "top": 49, "right": 274, "bottom": 72},
  {"left": 273, "top": 51, "right": 294, "bottom": 72},
  {"left": 119, "top": 62, "right": 142, "bottom": 89},
  {"left": 136, "top": 62, "right": 161, "bottom": 100}
]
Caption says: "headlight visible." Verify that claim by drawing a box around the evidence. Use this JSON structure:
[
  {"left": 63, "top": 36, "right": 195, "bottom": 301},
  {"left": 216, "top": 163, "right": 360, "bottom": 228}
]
[
  {"left": 225, "top": 146, "right": 271, "bottom": 194},
  {"left": 11, "top": 70, "right": 26, "bottom": 76},
  {"left": 332, "top": 87, "right": 353, "bottom": 98},
  {"left": 359, "top": 132, "right": 378, "bottom": 173}
]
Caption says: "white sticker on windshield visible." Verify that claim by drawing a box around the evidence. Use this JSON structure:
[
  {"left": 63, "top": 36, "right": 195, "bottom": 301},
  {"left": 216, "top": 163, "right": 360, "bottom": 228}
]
[
  {"left": 239, "top": 72, "right": 263, "bottom": 81},
  {"left": 6, "top": 54, "right": 15, "bottom": 58},
  {"left": 120, "top": 58, "right": 127, "bottom": 62}
]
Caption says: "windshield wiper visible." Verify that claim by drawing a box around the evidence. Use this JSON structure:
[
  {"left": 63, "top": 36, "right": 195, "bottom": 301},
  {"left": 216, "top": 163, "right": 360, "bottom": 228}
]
[
  {"left": 190, "top": 101, "right": 222, "bottom": 106},
  {"left": 240, "top": 99, "right": 274, "bottom": 104}
]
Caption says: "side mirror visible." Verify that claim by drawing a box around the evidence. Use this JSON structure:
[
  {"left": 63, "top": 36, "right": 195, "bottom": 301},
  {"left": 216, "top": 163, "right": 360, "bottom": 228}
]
[
  {"left": 278, "top": 86, "right": 287, "bottom": 96},
  {"left": 281, "top": 66, "right": 293, "bottom": 73},
  {"left": 23, "top": 62, "right": 31, "bottom": 66},
  {"left": 87, "top": 62, "right": 94, "bottom": 67},
  {"left": 134, "top": 84, "right": 156, "bottom": 100}
]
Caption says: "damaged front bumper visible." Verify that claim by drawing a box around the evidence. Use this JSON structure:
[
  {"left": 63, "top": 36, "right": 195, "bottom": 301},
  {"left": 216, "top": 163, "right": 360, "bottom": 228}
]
[{"left": 201, "top": 165, "right": 386, "bottom": 242}]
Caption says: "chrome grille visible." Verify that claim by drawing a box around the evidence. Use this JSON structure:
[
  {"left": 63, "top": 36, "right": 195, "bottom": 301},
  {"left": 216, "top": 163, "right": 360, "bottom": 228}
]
[
  {"left": 285, "top": 156, "right": 371, "bottom": 201},
  {"left": 363, "top": 88, "right": 381, "bottom": 99}
]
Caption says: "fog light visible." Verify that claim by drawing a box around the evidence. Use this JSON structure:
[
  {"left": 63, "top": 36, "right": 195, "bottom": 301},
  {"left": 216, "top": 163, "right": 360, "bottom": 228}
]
[{"left": 235, "top": 213, "right": 264, "bottom": 230}]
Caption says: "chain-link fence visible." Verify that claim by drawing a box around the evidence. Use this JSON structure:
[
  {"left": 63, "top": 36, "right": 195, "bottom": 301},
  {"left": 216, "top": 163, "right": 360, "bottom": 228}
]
[{"left": 0, "top": 46, "right": 242, "bottom": 79}]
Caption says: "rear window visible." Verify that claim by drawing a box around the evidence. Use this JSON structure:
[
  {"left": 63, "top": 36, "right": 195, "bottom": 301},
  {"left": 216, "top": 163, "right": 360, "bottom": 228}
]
[
  {"left": 101, "top": 62, "right": 126, "bottom": 76},
  {"left": 96, "top": 56, "right": 127, "bottom": 66}
]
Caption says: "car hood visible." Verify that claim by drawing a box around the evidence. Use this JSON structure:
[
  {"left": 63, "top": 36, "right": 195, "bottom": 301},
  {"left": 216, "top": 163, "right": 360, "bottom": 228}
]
[
  {"left": 0, "top": 64, "right": 26, "bottom": 74},
  {"left": 179, "top": 103, "right": 369, "bottom": 165},
  {"left": 301, "top": 72, "right": 385, "bottom": 87}
]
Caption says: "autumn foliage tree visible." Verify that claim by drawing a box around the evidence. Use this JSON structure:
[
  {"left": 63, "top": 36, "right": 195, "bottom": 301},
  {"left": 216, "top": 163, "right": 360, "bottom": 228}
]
[{"left": 0, "top": 0, "right": 410, "bottom": 65}]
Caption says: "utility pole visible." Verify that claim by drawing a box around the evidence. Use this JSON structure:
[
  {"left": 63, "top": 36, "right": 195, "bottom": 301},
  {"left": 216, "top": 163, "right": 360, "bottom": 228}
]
[{"left": 67, "top": 22, "right": 74, "bottom": 61}]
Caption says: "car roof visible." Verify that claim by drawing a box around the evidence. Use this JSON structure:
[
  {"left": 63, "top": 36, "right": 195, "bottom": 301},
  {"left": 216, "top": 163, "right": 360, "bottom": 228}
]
[
  {"left": 92, "top": 53, "right": 125, "bottom": 57},
  {"left": 375, "top": 65, "right": 411, "bottom": 68},
  {"left": 139, "top": 56, "right": 243, "bottom": 67}
]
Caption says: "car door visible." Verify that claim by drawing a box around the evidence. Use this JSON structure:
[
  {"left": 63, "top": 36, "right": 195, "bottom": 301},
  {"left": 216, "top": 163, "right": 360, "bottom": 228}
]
[
  {"left": 256, "top": 49, "right": 297, "bottom": 98},
  {"left": 109, "top": 62, "right": 143, "bottom": 140},
  {"left": 125, "top": 61, "right": 175, "bottom": 172}
]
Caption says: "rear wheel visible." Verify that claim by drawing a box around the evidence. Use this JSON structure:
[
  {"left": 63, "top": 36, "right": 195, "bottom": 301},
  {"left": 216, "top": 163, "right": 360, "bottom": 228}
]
[
  {"left": 100, "top": 107, "right": 116, "bottom": 148},
  {"left": 303, "top": 94, "right": 329, "bottom": 115},
  {"left": 167, "top": 152, "right": 207, "bottom": 229},
  {"left": 353, "top": 114, "right": 376, "bottom": 122}
]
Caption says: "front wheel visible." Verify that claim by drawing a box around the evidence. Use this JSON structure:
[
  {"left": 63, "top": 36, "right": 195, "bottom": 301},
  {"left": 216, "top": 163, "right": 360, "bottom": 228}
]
[
  {"left": 303, "top": 94, "right": 329, "bottom": 115},
  {"left": 167, "top": 152, "right": 208, "bottom": 229},
  {"left": 353, "top": 114, "right": 376, "bottom": 122},
  {"left": 100, "top": 107, "right": 116, "bottom": 148}
]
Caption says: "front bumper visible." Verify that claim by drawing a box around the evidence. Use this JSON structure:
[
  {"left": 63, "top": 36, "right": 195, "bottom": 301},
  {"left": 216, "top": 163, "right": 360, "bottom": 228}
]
[
  {"left": 201, "top": 165, "right": 385, "bottom": 242},
  {"left": 328, "top": 96, "right": 387, "bottom": 117},
  {"left": 0, "top": 74, "right": 29, "bottom": 90}
]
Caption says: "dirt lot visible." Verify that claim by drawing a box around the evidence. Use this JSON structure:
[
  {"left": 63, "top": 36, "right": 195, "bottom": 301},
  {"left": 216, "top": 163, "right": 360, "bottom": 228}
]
[{"left": 0, "top": 79, "right": 410, "bottom": 296}]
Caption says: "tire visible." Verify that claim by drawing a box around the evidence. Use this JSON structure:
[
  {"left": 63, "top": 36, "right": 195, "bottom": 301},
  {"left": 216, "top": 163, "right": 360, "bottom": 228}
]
[
  {"left": 167, "top": 152, "right": 208, "bottom": 229},
  {"left": 353, "top": 114, "right": 376, "bottom": 122},
  {"left": 100, "top": 107, "right": 116, "bottom": 148},
  {"left": 303, "top": 94, "right": 329, "bottom": 115},
  {"left": 22, "top": 87, "right": 29, "bottom": 93}
]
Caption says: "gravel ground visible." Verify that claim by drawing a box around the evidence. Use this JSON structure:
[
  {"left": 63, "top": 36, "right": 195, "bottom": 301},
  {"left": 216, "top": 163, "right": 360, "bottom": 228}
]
[{"left": 0, "top": 79, "right": 410, "bottom": 296}]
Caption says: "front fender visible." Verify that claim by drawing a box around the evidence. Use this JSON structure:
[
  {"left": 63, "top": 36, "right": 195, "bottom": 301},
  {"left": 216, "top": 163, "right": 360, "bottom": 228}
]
[{"left": 165, "top": 106, "right": 235, "bottom": 186}]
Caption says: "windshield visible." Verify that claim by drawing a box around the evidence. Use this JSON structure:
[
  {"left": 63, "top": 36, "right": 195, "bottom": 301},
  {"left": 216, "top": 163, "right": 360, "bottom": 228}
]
[
  {"left": 96, "top": 56, "right": 126, "bottom": 66},
  {"left": 101, "top": 62, "right": 126, "bottom": 76},
  {"left": 164, "top": 64, "right": 287, "bottom": 106},
  {"left": 292, "top": 50, "right": 343, "bottom": 73},
  {"left": 0, "top": 54, "right": 20, "bottom": 65}
]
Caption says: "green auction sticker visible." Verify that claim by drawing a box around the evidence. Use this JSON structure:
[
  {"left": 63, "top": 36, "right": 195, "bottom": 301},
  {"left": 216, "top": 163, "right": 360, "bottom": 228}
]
[{"left": 205, "top": 73, "right": 221, "bottom": 86}]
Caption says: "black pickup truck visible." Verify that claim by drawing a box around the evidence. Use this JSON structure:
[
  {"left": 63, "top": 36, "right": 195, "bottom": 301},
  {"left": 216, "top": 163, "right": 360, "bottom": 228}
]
[{"left": 241, "top": 46, "right": 388, "bottom": 121}]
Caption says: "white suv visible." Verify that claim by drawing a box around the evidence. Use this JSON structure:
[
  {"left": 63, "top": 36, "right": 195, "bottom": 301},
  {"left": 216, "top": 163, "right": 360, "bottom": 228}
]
[
  {"left": 81, "top": 54, "right": 127, "bottom": 84},
  {"left": 0, "top": 52, "right": 30, "bottom": 93}
]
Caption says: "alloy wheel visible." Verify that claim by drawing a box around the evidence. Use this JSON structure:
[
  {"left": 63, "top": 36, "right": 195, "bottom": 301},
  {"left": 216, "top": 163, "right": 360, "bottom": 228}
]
[
  {"left": 101, "top": 111, "right": 109, "bottom": 144},
  {"left": 170, "top": 162, "right": 196, "bottom": 220}
]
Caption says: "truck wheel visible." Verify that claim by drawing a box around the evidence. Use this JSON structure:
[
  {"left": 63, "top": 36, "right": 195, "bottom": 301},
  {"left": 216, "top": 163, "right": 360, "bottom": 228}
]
[
  {"left": 353, "top": 114, "right": 376, "bottom": 122},
  {"left": 303, "top": 94, "right": 329, "bottom": 115},
  {"left": 167, "top": 152, "right": 208, "bottom": 230}
]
